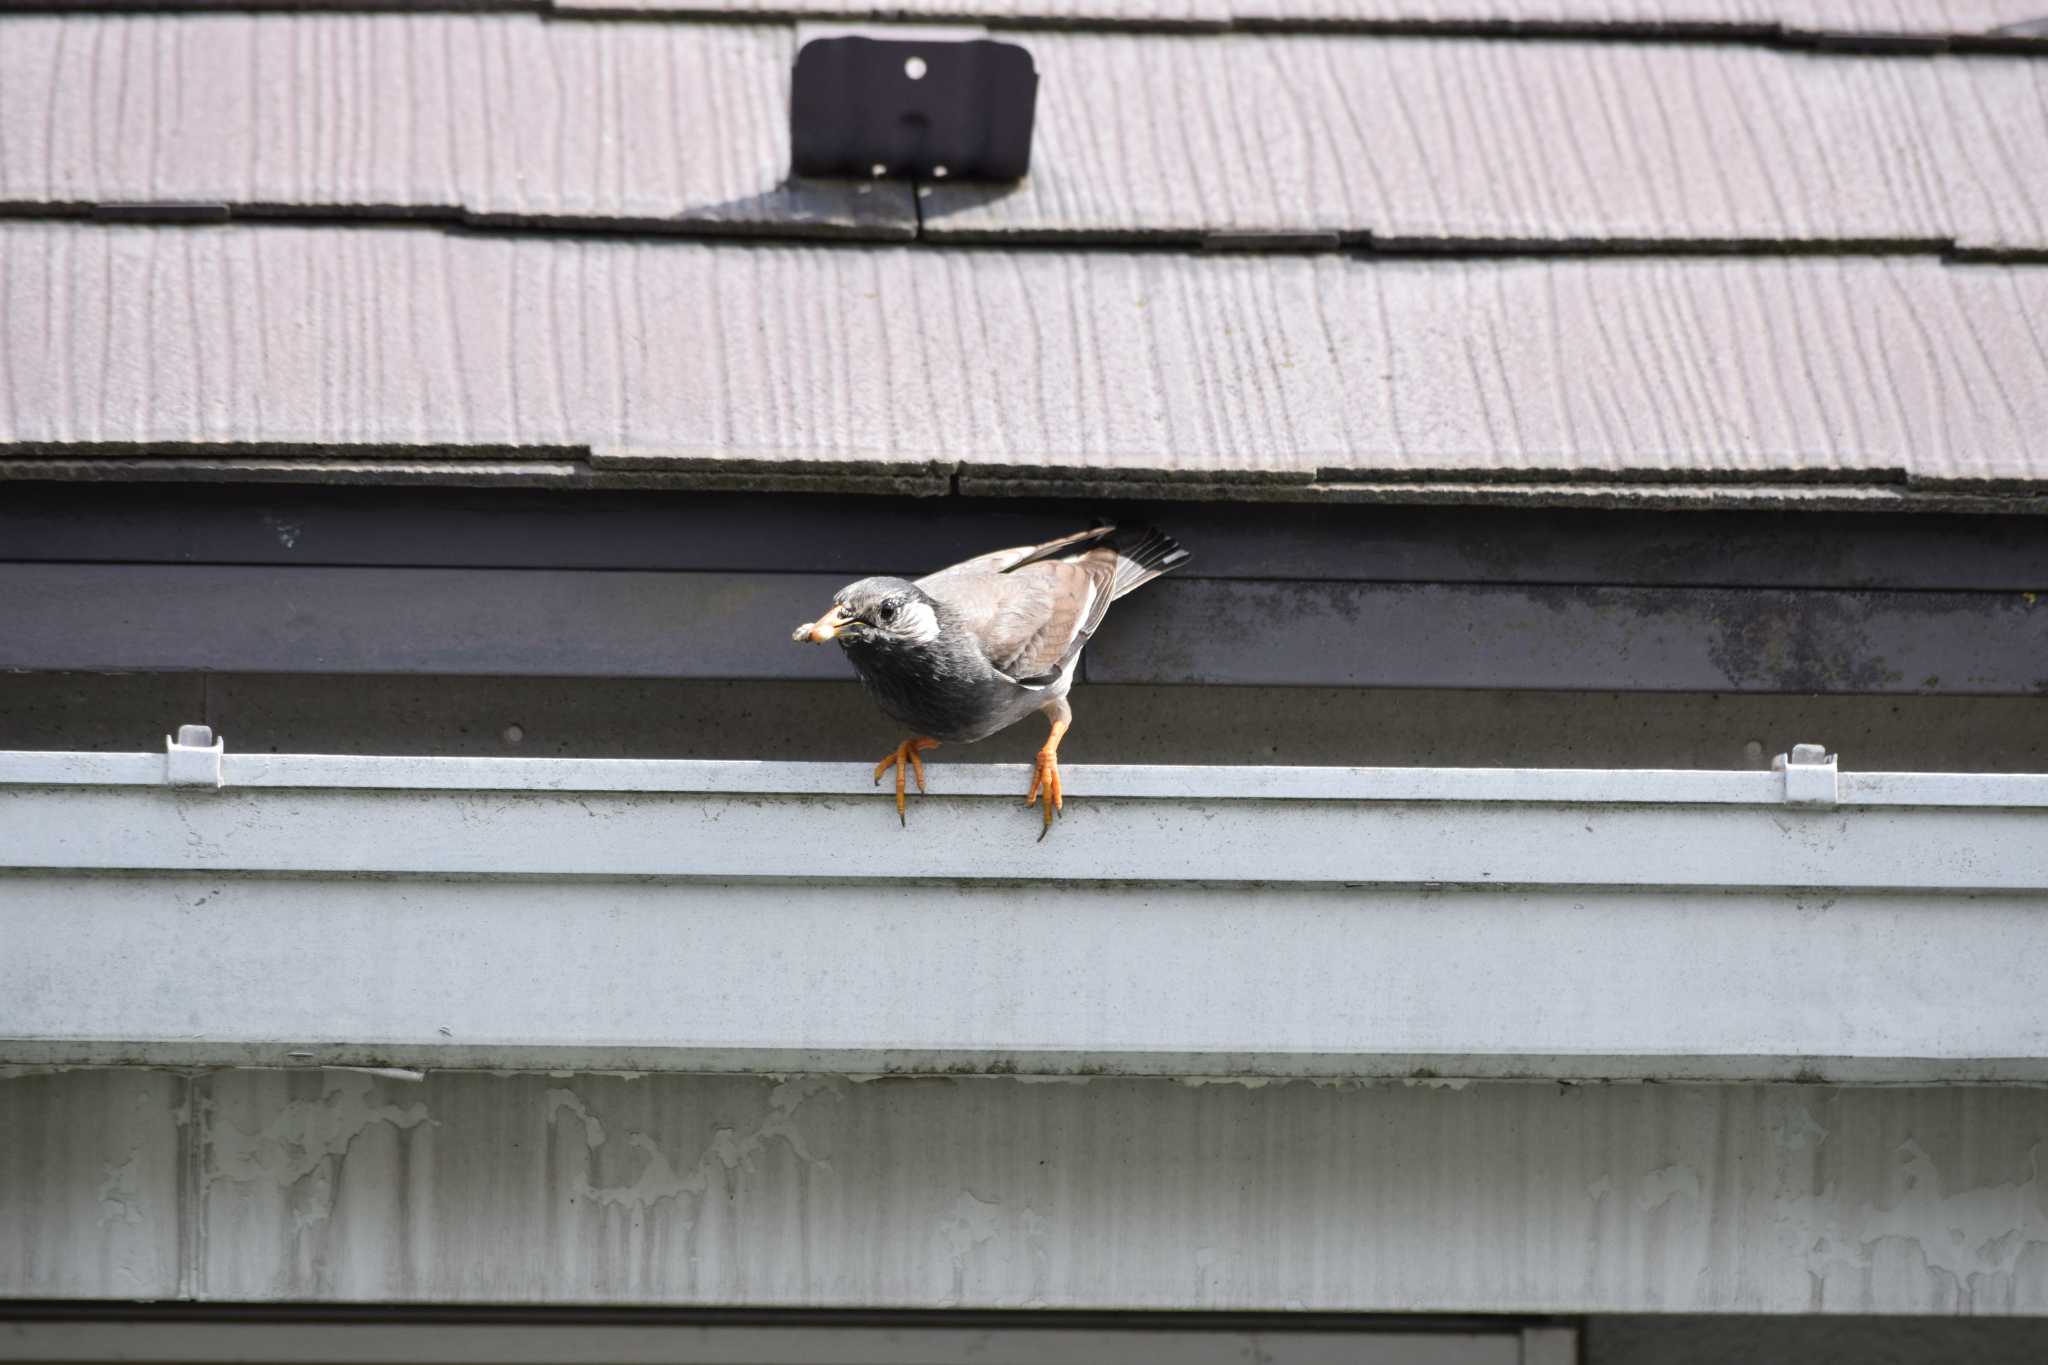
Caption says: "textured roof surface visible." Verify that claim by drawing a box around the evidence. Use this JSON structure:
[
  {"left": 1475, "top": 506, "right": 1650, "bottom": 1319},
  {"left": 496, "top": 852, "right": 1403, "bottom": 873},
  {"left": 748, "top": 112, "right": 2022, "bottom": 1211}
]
[
  {"left": 6, "top": 224, "right": 2045, "bottom": 493},
  {"left": 7, "top": 17, "right": 2045, "bottom": 249},
  {"left": 2, "top": 1, "right": 2046, "bottom": 501},
  {"left": 923, "top": 35, "right": 2048, "bottom": 249},
  {"left": 1224, "top": 0, "right": 2048, "bottom": 41},
  {"left": 0, "top": 16, "right": 914, "bottom": 236},
  {"left": 53, "top": 0, "right": 2046, "bottom": 47}
]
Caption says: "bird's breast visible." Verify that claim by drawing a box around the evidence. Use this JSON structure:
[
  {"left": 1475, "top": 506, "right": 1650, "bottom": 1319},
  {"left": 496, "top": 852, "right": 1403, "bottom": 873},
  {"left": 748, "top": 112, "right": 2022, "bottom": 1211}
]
[{"left": 842, "top": 639, "right": 1014, "bottom": 744}]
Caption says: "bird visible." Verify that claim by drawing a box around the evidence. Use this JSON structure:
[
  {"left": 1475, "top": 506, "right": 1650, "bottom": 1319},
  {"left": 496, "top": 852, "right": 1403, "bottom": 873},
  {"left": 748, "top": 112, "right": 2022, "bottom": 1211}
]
[{"left": 792, "top": 523, "right": 1189, "bottom": 837}]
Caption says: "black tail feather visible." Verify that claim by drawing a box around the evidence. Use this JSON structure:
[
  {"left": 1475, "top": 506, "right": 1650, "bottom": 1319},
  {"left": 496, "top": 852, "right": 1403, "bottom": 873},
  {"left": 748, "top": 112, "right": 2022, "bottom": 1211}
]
[{"left": 1105, "top": 524, "right": 1190, "bottom": 601}]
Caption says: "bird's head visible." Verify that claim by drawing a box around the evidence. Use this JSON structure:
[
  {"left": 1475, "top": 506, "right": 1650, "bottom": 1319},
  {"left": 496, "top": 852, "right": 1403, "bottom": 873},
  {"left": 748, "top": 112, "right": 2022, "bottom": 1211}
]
[{"left": 792, "top": 577, "right": 942, "bottom": 649}]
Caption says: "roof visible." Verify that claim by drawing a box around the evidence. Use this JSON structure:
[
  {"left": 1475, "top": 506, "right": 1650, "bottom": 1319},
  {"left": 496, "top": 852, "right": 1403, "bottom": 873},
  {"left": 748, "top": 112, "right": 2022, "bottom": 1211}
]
[{"left": 2, "top": 1, "right": 2045, "bottom": 507}]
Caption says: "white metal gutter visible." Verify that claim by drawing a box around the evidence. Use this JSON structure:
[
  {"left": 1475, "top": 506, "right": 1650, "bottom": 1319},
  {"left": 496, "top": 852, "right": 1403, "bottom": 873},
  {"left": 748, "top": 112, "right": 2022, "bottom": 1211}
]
[
  {"left": 3, "top": 732, "right": 2045, "bottom": 1082},
  {"left": 16, "top": 738, "right": 2048, "bottom": 806}
]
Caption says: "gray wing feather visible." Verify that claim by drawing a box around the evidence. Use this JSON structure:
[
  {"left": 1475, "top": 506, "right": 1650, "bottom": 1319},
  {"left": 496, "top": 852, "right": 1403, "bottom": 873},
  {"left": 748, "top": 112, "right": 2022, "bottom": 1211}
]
[
  {"left": 914, "top": 524, "right": 1117, "bottom": 593},
  {"left": 939, "top": 559, "right": 1114, "bottom": 685},
  {"left": 918, "top": 524, "right": 1188, "bottom": 686}
]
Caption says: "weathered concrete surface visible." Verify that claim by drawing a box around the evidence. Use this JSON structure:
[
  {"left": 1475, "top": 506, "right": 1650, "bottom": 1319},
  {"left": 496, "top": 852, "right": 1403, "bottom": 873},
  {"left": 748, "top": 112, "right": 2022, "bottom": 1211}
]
[
  {"left": 0, "top": 1069, "right": 184, "bottom": 1301},
  {"left": 4, "top": 1069, "right": 2047, "bottom": 1312}
]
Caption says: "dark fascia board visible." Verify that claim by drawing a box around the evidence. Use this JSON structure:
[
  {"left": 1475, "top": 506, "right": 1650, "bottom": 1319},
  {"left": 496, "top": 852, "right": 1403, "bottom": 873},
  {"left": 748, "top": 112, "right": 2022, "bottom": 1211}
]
[
  {"left": 6, "top": 460, "right": 2046, "bottom": 518},
  {"left": 5, "top": 486, "right": 2042, "bottom": 695},
  {"left": 2, "top": 483, "right": 2045, "bottom": 593},
  {"left": 3, "top": 561, "right": 2043, "bottom": 695}
]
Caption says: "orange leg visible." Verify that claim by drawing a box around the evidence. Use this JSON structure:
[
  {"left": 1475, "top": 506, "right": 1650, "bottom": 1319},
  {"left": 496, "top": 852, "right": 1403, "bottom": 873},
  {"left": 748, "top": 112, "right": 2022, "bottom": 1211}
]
[
  {"left": 1025, "top": 698, "right": 1072, "bottom": 841},
  {"left": 873, "top": 737, "right": 940, "bottom": 827}
]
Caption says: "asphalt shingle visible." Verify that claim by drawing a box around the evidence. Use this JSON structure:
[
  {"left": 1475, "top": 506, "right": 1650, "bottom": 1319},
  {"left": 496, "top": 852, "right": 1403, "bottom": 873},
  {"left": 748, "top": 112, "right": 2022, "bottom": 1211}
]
[
  {"left": 7, "top": 17, "right": 2048, "bottom": 249},
  {"left": 4, "top": 2, "right": 2046, "bottom": 504},
  {"left": 0, "top": 15, "right": 914, "bottom": 237},
  {"left": 563, "top": 0, "right": 2048, "bottom": 47},
  {"left": 920, "top": 34, "right": 2048, "bottom": 251},
  {"left": 6, "top": 224, "right": 2046, "bottom": 490}
]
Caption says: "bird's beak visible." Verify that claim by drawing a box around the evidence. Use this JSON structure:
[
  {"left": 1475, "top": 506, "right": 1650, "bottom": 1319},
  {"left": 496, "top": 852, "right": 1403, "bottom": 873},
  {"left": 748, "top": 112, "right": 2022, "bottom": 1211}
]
[{"left": 793, "top": 604, "right": 856, "bottom": 644}]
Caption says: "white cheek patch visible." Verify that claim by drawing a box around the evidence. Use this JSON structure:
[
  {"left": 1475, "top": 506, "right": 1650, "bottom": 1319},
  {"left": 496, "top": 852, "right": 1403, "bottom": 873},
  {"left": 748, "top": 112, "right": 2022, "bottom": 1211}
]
[{"left": 897, "top": 600, "right": 942, "bottom": 645}]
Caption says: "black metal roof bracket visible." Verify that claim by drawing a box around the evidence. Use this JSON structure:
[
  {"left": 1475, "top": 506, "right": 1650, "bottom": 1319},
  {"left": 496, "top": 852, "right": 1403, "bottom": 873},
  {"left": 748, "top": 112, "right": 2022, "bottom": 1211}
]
[{"left": 790, "top": 30, "right": 1038, "bottom": 183}]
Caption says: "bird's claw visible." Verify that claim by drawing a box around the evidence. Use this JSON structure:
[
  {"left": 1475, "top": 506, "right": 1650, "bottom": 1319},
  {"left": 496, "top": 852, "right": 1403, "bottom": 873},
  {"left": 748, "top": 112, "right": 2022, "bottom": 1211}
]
[
  {"left": 1026, "top": 750, "right": 1063, "bottom": 840},
  {"left": 873, "top": 738, "right": 937, "bottom": 827}
]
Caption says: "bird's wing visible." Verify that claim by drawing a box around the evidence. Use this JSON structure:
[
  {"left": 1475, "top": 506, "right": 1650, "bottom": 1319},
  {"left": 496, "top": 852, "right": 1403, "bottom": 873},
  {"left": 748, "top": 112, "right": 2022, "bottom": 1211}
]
[
  {"left": 931, "top": 551, "right": 1123, "bottom": 687},
  {"left": 914, "top": 524, "right": 1118, "bottom": 592}
]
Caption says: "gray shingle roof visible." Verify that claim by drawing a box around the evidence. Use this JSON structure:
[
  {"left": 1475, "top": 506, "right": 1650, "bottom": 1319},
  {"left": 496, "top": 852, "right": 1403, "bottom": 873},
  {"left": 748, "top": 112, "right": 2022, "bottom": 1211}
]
[
  {"left": 1223, "top": 0, "right": 2048, "bottom": 44},
  {"left": 61, "top": 0, "right": 2044, "bottom": 48},
  {"left": 3, "top": 1, "right": 2046, "bottom": 502},
  {"left": 922, "top": 34, "right": 2048, "bottom": 249},
  {"left": 0, "top": 16, "right": 915, "bottom": 237},
  {"left": 7, "top": 17, "right": 2045, "bottom": 250},
  {"left": 6, "top": 223, "right": 2045, "bottom": 498}
]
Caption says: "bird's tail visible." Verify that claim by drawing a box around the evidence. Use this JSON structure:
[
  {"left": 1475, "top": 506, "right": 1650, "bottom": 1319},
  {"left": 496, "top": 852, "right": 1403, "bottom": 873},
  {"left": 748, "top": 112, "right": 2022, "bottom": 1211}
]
[{"left": 1104, "top": 524, "right": 1190, "bottom": 601}]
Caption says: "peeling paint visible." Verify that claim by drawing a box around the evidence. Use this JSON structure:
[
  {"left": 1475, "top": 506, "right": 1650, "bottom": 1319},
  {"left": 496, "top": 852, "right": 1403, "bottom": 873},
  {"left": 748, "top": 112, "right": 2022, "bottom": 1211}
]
[
  {"left": 1792, "top": 1140, "right": 2048, "bottom": 1308},
  {"left": 1637, "top": 1163, "right": 1703, "bottom": 1214},
  {"left": 937, "top": 1190, "right": 1006, "bottom": 1258},
  {"left": 1775, "top": 1105, "right": 1832, "bottom": 1153},
  {"left": 16, "top": 1068, "right": 2048, "bottom": 1312},
  {"left": 935, "top": 1188, "right": 1051, "bottom": 1307},
  {"left": 544, "top": 1087, "right": 606, "bottom": 1148},
  {"left": 96, "top": 1151, "right": 145, "bottom": 1227},
  {"left": 0, "top": 1064, "right": 97, "bottom": 1080},
  {"left": 582, "top": 1076, "right": 836, "bottom": 1215},
  {"left": 338, "top": 1066, "right": 425, "bottom": 1083},
  {"left": 206, "top": 1070, "right": 432, "bottom": 1231},
  {"left": 586, "top": 1133, "right": 696, "bottom": 1212}
]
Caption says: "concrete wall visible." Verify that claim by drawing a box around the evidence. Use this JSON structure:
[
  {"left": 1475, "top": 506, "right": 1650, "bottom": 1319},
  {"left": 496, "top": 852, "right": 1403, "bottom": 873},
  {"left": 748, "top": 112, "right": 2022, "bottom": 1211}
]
[{"left": 6, "top": 1069, "right": 2047, "bottom": 1315}]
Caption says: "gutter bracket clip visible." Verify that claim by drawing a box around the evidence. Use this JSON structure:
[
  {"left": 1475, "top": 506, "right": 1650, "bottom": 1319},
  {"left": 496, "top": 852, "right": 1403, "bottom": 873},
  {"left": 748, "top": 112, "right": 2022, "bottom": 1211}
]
[
  {"left": 1773, "top": 742, "right": 1837, "bottom": 808},
  {"left": 165, "top": 724, "right": 225, "bottom": 789}
]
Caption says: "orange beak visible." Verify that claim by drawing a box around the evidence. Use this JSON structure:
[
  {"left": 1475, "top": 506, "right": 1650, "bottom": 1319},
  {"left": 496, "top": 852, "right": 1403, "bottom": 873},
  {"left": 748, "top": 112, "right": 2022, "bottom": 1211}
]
[{"left": 792, "top": 603, "right": 856, "bottom": 644}]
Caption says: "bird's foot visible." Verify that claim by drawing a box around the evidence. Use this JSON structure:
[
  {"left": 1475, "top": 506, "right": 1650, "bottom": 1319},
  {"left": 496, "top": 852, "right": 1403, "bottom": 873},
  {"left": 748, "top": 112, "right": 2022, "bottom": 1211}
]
[
  {"left": 873, "top": 737, "right": 939, "bottom": 827},
  {"left": 1025, "top": 749, "right": 1064, "bottom": 840}
]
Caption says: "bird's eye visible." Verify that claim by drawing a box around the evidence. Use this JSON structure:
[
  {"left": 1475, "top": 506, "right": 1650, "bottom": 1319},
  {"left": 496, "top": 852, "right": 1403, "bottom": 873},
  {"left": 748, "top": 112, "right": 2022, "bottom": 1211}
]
[{"left": 878, "top": 602, "right": 897, "bottom": 622}]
